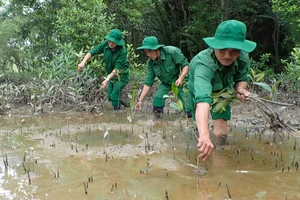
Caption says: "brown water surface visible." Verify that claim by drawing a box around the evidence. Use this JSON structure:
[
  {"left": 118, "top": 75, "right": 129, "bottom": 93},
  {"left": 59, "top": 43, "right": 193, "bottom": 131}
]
[{"left": 0, "top": 106, "right": 299, "bottom": 200}]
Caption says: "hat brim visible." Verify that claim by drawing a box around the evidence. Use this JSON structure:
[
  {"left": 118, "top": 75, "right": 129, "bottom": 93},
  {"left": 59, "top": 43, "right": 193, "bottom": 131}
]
[
  {"left": 105, "top": 35, "right": 125, "bottom": 46},
  {"left": 203, "top": 37, "right": 257, "bottom": 53},
  {"left": 137, "top": 44, "right": 164, "bottom": 50}
]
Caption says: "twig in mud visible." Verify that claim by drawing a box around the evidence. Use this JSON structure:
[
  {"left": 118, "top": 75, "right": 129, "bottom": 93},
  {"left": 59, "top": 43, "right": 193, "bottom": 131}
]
[
  {"left": 162, "top": 125, "right": 166, "bottom": 140},
  {"left": 27, "top": 171, "right": 31, "bottom": 185},
  {"left": 274, "top": 149, "right": 278, "bottom": 168},
  {"left": 249, "top": 144, "right": 254, "bottom": 161},
  {"left": 83, "top": 181, "right": 88, "bottom": 194},
  {"left": 237, "top": 148, "right": 241, "bottom": 164},
  {"left": 165, "top": 190, "right": 169, "bottom": 200},
  {"left": 226, "top": 184, "right": 232, "bottom": 199},
  {"left": 2, "top": 152, "right": 8, "bottom": 169},
  {"left": 180, "top": 119, "right": 182, "bottom": 132},
  {"left": 292, "top": 155, "right": 295, "bottom": 166},
  {"left": 150, "top": 121, "right": 153, "bottom": 133},
  {"left": 196, "top": 156, "right": 200, "bottom": 187},
  {"left": 110, "top": 184, "right": 114, "bottom": 193},
  {"left": 146, "top": 158, "right": 150, "bottom": 174},
  {"left": 173, "top": 147, "right": 176, "bottom": 160}
]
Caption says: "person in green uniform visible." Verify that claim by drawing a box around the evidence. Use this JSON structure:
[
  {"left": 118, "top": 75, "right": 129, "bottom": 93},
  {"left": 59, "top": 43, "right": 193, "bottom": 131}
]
[
  {"left": 78, "top": 29, "right": 130, "bottom": 110},
  {"left": 189, "top": 20, "right": 257, "bottom": 161},
  {"left": 135, "top": 36, "right": 192, "bottom": 118}
]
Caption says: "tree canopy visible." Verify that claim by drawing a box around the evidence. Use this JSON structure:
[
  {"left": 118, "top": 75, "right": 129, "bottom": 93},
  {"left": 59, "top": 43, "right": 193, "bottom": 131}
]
[{"left": 0, "top": 0, "right": 299, "bottom": 73}]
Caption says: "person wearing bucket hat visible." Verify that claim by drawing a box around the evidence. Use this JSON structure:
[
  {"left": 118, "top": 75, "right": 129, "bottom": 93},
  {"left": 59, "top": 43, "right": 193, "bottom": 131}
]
[
  {"left": 188, "top": 19, "right": 257, "bottom": 161},
  {"left": 78, "top": 28, "right": 130, "bottom": 110},
  {"left": 135, "top": 36, "right": 192, "bottom": 118}
]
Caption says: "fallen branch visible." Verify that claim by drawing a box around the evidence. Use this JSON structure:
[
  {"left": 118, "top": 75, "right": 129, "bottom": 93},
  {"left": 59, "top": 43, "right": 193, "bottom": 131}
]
[{"left": 249, "top": 93, "right": 299, "bottom": 151}]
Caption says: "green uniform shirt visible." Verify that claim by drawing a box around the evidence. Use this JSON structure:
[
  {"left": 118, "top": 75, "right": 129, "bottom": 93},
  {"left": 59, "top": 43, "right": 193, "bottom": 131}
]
[
  {"left": 189, "top": 48, "right": 250, "bottom": 105},
  {"left": 144, "top": 46, "right": 189, "bottom": 86},
  {"left": 89, "top": 40, "right": 129, "bottom": 74}
]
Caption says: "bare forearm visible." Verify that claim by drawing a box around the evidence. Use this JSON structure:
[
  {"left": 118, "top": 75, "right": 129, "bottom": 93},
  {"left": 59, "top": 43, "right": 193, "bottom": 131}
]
[
  {"left": 179, "top": 65, "right": 189, "bottom": 80},
  {"left": 235, "top": 81, "right": 248, "bottom": 91},
  {"left": 138, "top": 85, "right": 151, "bottom": 102},
  {"left": 81, "top": 53, "right": 92, "bottom": 65},
  {"left": 106, "top": 69, "right": 117, "bottom": 81},
  {"left": 196, "top": 102, "right": 211, "bottom": 137}
]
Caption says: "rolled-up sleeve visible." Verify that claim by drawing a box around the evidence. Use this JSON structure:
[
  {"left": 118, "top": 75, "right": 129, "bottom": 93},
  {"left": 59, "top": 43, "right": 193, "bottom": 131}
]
[
  {"left": 190, "top": 53, "right": 215, "bottom": 105},
  {"left": 144, "top": 61, "right": 155, "bottom": 86},
  {"left": 193, "top": 64, "right": 214, "bottom": 105},
  {"left": 89, "top": 42, "right": 105, "bottom": 56},
  {"left": 171, "top": 48, "right": 189, "bottom": 68}
]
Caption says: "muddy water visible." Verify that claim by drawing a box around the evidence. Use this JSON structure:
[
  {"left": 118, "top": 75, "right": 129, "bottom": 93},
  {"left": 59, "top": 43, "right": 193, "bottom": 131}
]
[{"left": 0, "top": 105, "right": 300, "bottom": 200}]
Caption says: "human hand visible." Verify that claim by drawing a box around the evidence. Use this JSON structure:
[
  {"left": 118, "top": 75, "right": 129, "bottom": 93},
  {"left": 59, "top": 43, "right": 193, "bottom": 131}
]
[
  {"left": 236, "top": 88, "right": 250, "bottom": 101},
  {"left": 78, "top": 63, "right": 85, "bottom": 71},
  {"left": 175, "top": 78, "right": 183, "bottom": 86},
  {"left": 101, "top": 80, "right": 109, "bottom": 89},
  {"left": 197, "top": 134, "right": 215, "bottom": 161},
  {"left": 135, "top": 101, "right": 142, "bottom": 110}
]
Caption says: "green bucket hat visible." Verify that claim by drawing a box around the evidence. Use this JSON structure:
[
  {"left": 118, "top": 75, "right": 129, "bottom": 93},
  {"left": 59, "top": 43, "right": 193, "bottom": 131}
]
[
  {"left": 105, "top": 29, "right": 125, "bottom": 46},
  {"left": 203, "top": 20, "right": 256, "bottom": 53},
  {"left": 137, "top": 36, "right": 165, "bottom": 50}
]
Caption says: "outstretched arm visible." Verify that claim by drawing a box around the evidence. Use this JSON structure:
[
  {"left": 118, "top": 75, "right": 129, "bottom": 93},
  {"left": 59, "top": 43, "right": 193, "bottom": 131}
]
[
  {"left": 175, "top": 65, "right": 189, "bottom": 86},
  {"left": 136, "top": 85, "right": 151, "bottom": 110},
  {"left": 78, "top": 53, "right": 92, "bottom": 71},
  {"left": 196, "top": 102, "right": 215, "bottom": 161}
]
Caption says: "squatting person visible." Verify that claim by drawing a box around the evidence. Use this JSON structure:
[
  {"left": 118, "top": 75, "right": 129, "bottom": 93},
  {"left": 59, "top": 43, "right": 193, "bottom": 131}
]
[
  {"left": 135, "top": 36, "right": 192, "bottom": 118},
  {"left": 78, "top": 28, "right": 130, "bottom": 110},
  {"left": 189, "top": 20, "right": 257, "bottom": 161}
]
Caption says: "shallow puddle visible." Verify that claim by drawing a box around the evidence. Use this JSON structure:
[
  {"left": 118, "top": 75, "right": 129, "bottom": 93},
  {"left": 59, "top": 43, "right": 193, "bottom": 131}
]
[{"left": 0, "top": 109, "right": 299, "bottom": 200}]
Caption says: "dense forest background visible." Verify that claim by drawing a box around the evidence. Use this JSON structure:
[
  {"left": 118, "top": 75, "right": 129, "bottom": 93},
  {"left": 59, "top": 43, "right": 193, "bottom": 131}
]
[{"left": 0, "top": 0, "right": 300, "bottom": 112}]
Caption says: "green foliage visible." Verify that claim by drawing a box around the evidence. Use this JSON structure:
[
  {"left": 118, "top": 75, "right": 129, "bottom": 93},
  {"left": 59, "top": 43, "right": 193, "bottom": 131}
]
[
  {"left": 55, "top": 0, "right": 115, "bottom": 52},
  {"left": 281, "top": 47, "right": 300, "bottom": 92},
  {"left": 271, "top": 0, "right": 300, "bottom": 23},
  {"left": 126, "top": 43, "right": 146, "bottom": 78},
  {"left": 1, "top": 0, "right": 300, "bottom": 112},
  {"left": 250, "top": 53, "right": 271, "bottom": 71},
  {"left": 211, "top": 89, "right": 236, "bottom": 113},
  {"left": 163, "top": 83, "right": 184, "bottom": 112}
]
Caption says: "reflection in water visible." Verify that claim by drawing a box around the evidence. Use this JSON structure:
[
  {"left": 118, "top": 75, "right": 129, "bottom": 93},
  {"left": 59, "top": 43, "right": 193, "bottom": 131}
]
[{"left": 0, "top": 110, "right": 299, "bottom": 200}]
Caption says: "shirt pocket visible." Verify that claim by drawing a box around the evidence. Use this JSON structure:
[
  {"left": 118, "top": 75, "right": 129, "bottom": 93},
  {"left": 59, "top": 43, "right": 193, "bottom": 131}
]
[
  {"left": 165, "top": 63, "right": 176, "bottom": 73},
  {"left": 153, "top": 65, "right": 162, "bottom": 77}
]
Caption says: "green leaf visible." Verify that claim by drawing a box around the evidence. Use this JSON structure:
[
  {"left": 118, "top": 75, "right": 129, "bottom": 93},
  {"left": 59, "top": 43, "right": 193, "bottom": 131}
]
[
  {"left": 212, "top": 99, "right": 229, "bottom": 113},
  {"left": 169, "top": 102, "right": 180, "bottom": 111},
  {"left": 212, "top": 97, "right": 219, "bottom": 104},
  {"left": 220, "top": 92, "right": 233, "bottom": 99},
  {"left": 254, "top": 72, "right": 265, "bottom": 82},
  {"left": 177, "top": 99, "right": 184, "bottom": 111},
  {"left": 254, "top": 82, "right": 272, "bottom": 92},
  {"left": 171, "top": 82, "right": 179, "bottom": 96}
]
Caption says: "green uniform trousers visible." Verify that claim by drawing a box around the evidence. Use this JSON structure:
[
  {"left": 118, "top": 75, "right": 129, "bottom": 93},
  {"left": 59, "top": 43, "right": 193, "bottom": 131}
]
[
  {"left": 108, "top": 72, "right": 129, "bottom": 108},
  {"left": 153, "top": 82, "right": 192, "bottom": 112},
  {"left": 190, "top": 92, "right": 231, "bottom": 121}
]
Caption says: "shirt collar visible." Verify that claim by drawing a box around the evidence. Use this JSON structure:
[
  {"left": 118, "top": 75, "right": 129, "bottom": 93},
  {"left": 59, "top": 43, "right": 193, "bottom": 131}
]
[
  {"left": 149, "top": 48, "right": 165, "bottom": 65},
  {"left": 160, "top": 48, "right": 166, "bottom": 60}
]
